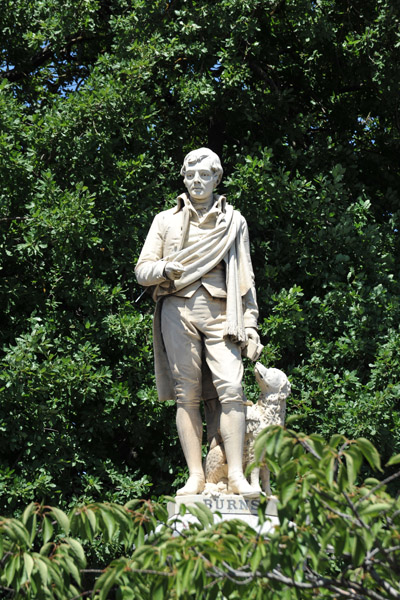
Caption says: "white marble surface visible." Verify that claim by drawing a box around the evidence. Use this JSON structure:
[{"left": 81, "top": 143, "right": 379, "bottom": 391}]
[
  {"left": 164, "top": 494, "right": 279, "bottom": 537},
  {"left": 168, "top": 493, "right": 278, "bottom": 517}
]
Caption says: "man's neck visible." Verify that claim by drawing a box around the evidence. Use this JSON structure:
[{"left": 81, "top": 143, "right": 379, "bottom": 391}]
[{"left": 190, "top": 195, "right": 214, "bottom": 215}]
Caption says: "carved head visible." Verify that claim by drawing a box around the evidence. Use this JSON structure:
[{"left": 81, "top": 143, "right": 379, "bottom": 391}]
[
  {"left": 180, "top": 148, "right": 223, "bottom": 186},
  {"left": 254, "top": 362, "right": 291, "bottom": 399}
]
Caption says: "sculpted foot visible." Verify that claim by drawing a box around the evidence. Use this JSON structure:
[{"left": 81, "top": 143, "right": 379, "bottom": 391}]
[
  {"left": 250, "top": 481, "right": 262, "bottom": 493},
  {"left": 176, "top": 474, "right": 205, "bottom": 496},
  {"left": 228, "top": 473, "right": 260, "bottom": 499}
]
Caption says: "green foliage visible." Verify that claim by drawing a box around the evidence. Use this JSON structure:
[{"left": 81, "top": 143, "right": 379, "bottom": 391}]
[
  {"left": 1, "top": 429, "right": 400, "bottom": 599},
  {"left": 0, "top": 0, "right": 400, "bottom": 513}
]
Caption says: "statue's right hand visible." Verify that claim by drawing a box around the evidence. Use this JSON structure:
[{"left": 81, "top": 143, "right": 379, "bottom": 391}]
[{"left": 164, "top": 262, "right": 185, "bottom": 280}]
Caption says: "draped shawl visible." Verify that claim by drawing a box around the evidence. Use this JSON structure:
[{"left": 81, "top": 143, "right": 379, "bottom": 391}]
[{"left": 152, "top": 200, "right": 254, "bottom": 402}]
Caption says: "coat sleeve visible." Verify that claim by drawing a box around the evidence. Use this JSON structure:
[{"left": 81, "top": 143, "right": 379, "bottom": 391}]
[
  {"left": 240, "top": 216, "right": 259, "bottom": 329},
  {"left": 135, "top": 213, "right": 168, "bottom": 286}
]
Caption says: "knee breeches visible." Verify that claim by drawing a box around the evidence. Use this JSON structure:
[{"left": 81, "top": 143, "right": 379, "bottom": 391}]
[{"left": 160, "top": 287, "right": 244, "bottom": 406}]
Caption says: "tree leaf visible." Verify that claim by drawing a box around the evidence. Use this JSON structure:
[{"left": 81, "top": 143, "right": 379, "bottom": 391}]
[
  {"left": 358, "top": 503, "right": 392, "bottom": 517},
  {"left": 386, "top": 454, "right": 400, "bottom": 467},
  {"left": 23, "top": 552, "right": 34, "bottom": 581},
  {"left": 50, "top": 507, "right": 70, "bottom": 535},
  {"left": 22, "top": 502, "right": 36, "bottom": 526},
  {"left": 356, "top": 438, "right": 382, "bottom": 472},
  {"left": 351, "top": 533, "right": 366, "bottom": 567},
  {"left": 42, "top": 517, "right": 54, "bottom": 544},
  {"left": 279, "top": 480, "right": 297, "bottom": 506},
  {"left": 64, "top": 538, "right": 86, "bottom": 568},
  {"left": 34, "top": 555, "right": 49, "bottom": 587}
]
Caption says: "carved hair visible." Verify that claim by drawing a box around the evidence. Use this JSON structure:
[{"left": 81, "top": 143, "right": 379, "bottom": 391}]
[
  {"left": 258, "top": 375, "right": 291, "bottom": 405},
  {"left": 180, "top": 147, "right": 223, "bottom": 185}
]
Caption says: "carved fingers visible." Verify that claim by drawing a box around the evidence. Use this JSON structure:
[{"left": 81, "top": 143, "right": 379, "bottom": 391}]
[
  {"left": 245, "top": 327, "right": 260, "bottom": 346},
  {"left": 164, "top": 261, "right": 185, "bottom": 280}
]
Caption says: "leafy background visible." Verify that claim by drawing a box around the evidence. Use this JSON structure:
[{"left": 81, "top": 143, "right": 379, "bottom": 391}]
[{"left": 1, "top": 0, "right": 400, "bottom": 514}]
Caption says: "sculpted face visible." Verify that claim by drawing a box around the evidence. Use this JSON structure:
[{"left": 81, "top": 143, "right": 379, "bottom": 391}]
[{"left": 183, "top": 156, "right": 219, "bottom": 203}]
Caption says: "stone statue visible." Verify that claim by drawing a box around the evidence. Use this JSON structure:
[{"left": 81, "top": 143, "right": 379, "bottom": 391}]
[
  {"left": 205, "top": 363, "right": 291, "bottom": 494},
  {"left": 135, "top": 148, "right": 261, "bottom": 498}
]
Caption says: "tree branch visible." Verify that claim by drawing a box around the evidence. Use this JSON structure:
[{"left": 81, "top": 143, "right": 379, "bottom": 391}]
[
  {"left": 342, "top": 491, "right": 371, "bottom": 530},
  {"left": 369, "top": 567, "right": 400, "bottom": 599},
  {"left": 248, "top": 61, "right": 280, "bottom": 94},
  {"left": 296, "top": 435, "right": 322, "bottom": 460},
  {"left": 306, "top": 566, "right": 391, "bottom": 600},
  {"left": 315, "top": 492, "right": 358, "bottom": 523},
  {"left": 355, "top": 470, "right": 400, "bottom": 508},
  {"left": 0, "top": 216, "right": 29, "bottom": 222},
  {"left": 71, "top": 591, "right": 94, "bottom": 600},
  {"left": 1, "top": 34, "right": 88, "bottom": 82}
]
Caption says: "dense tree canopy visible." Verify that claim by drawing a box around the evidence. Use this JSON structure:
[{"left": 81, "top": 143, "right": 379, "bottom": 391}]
[{"left": 1, "top": 0, "right": 400, "bottom": 513}]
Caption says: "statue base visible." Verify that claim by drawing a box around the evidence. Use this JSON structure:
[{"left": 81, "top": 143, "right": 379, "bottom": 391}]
[{"left": 166, "top": 494, "right": 279, "bottom": 535}]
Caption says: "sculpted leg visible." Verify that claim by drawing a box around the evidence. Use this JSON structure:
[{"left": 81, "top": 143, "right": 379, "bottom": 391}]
[
  {"left": 250, "top": 467, "right": 262, "bottom": 493},
  {"left": 260, "top": 466, "right": 271, "bottom": 495},
  {"left": 203, "top": 396, "right": 222, "bottom": 449},
  {"left": 220, "top": 403, "right": 259, "bottom": 498},
  {"left": 201, "top": 305, "right": 259, "bottom": 497},
  {"left": 161, "top": 295, "right": 205, "bottom": 495},
  {"left": 176, "top": 404, "right": 205, "bottom": 495}
]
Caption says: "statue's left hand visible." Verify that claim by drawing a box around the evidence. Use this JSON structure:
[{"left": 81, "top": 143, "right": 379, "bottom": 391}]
[{"left": 245, "top": 327, "right": 260, "bottom": 346}]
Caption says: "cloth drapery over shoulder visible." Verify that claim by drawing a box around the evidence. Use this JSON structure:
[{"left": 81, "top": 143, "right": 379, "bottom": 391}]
[{"left": 135, "top": 195, "right": 258, "bottom": 401}]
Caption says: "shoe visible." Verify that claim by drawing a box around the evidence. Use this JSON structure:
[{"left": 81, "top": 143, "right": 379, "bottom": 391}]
[
  {"left": 228, "top": 474, "right": 260, "bottom": 499},
  {"left": 176, "top": 474, "right": 205, "bottom": 496}
]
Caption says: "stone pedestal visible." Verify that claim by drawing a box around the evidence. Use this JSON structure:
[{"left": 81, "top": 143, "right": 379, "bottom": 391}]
[{"left": 166, "top": 494, "right": 279, "bottom": 535}]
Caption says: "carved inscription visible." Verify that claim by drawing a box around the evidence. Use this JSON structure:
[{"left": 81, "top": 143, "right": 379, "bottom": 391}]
[
  {"left": 202, "top": 497, "right": 260, "bottom": 515},
  {"left": 167, "top": 494, "right": 278, "bottom": 519}
]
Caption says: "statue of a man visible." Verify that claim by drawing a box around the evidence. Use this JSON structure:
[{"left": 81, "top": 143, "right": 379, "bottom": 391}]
[{"left": 135, "top": 148, "right": 260, "bottom": 498}]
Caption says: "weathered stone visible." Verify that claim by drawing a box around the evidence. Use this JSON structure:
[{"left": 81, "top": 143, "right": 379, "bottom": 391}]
[
  {"left": 167, "top": 494, "right": 278, "bottom": 517},
  {"left": 135, "top": 148, "right": 262, "bottom": 498},
  {"left": 165, "top": 494, "right": 279, "bottom": 536}
]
